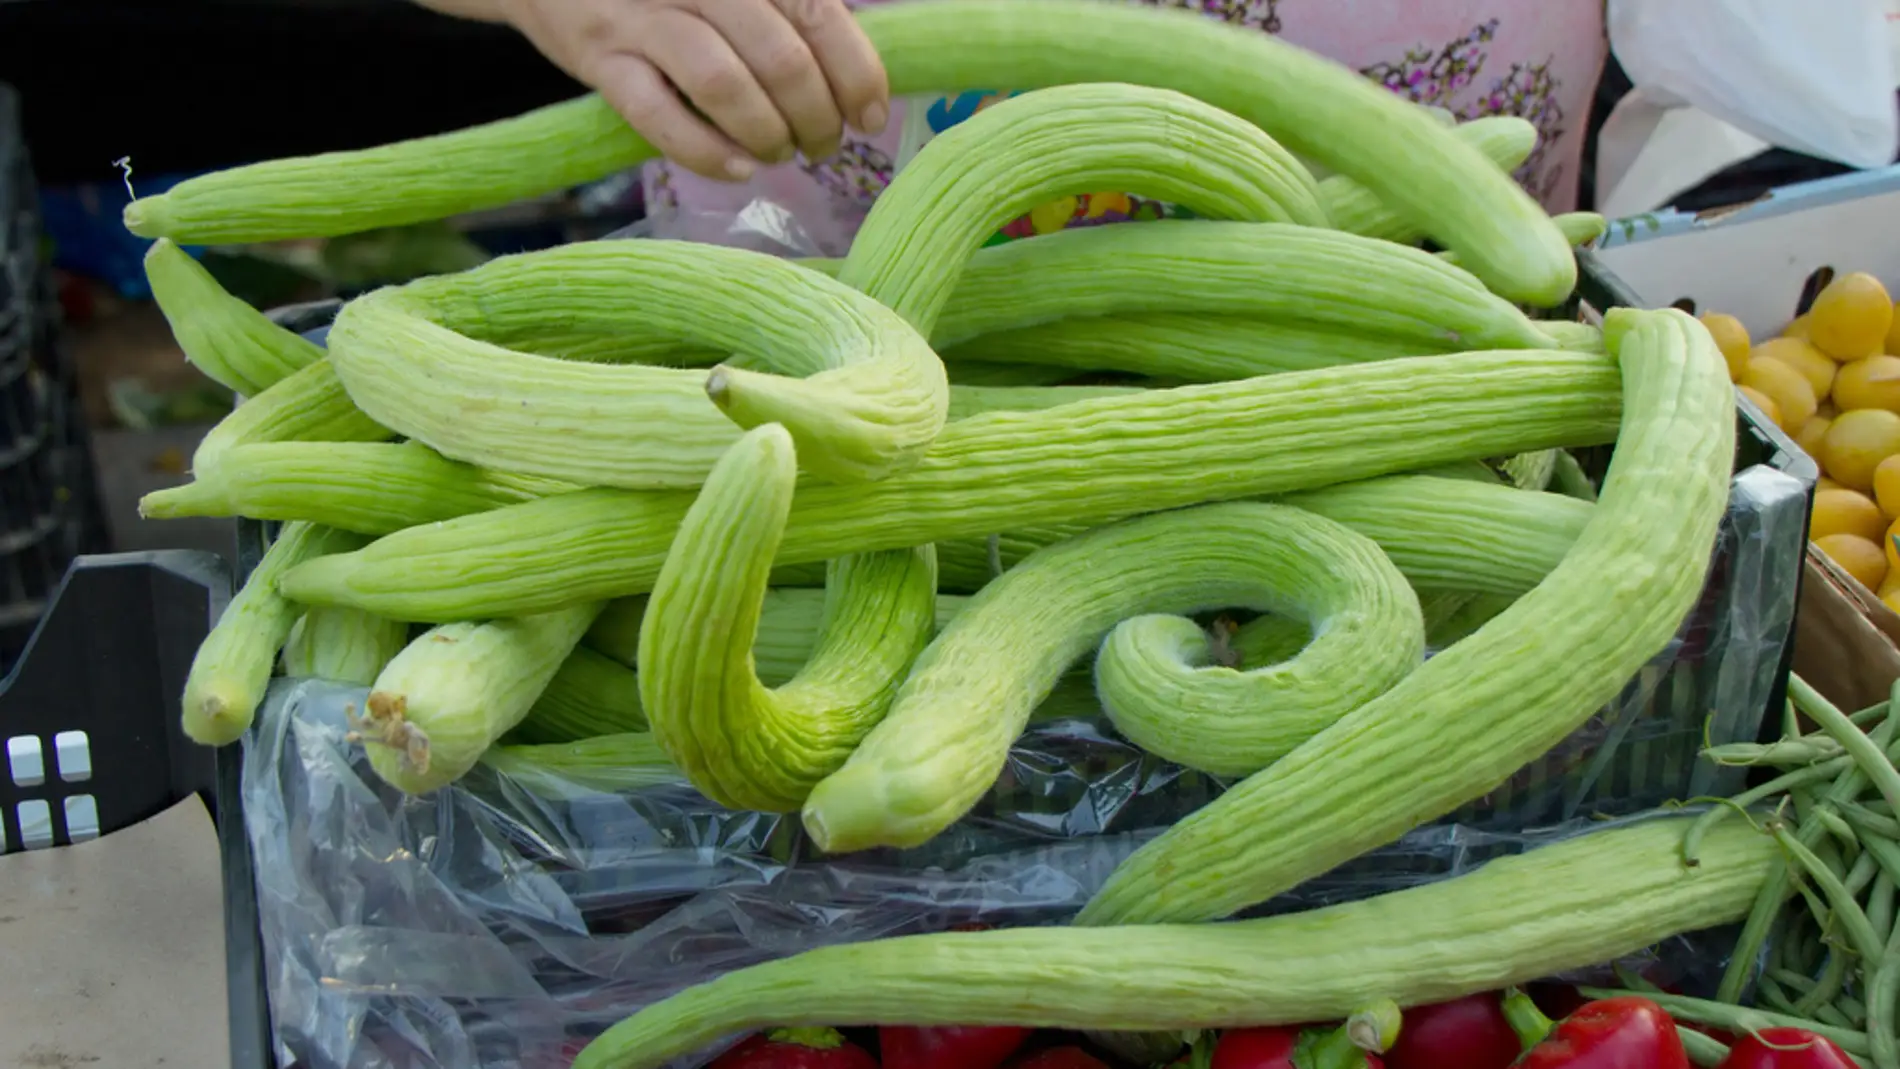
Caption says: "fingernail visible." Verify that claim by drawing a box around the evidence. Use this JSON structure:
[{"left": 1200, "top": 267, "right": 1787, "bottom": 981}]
[
  {"left": 771, "top": 145, "right": 797, "bottom": 165},
  {"left": 858, "top": 101, "right": 888, "bottom": 135},
  {"left": 725, "top": 157, "right": 757, "bottom": 181}
]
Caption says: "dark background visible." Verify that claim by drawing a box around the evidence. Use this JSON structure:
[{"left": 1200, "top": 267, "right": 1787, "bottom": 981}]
[{"left": 0, "top": 0, "right": 581, "bottom": 185}]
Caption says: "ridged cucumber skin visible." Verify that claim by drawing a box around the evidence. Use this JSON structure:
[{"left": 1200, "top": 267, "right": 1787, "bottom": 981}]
[
  {"left": 356, "top": 602, "right": 603, "bottom": 794},
  {"left": 144, "top": 238, "right": 323, "bottom": 396},
  {"left": 1078, "top": 308, "right": 1735, "bottom": 926},
  {"left": 638, "top": 425, "right": 938, "bottom": 813},
  {"left": 801, "top": 502, "right": 1424, "bottom": 851},
  {"left": 181, "top": 522, "right": 367, "bottom": 745},
  {"left": 280, "top": 606, "right": 408, "bottom": 686},
  {"left": 572, "top": 816, "right": 1775, "bottom": 1069}
]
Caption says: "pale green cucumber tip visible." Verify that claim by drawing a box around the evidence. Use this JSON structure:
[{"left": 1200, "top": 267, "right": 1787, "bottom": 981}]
[
  {"left": 181, "top": 693, "right": 250, "bottom": 747},
  {"left": 123, "top": 196, "right": 169, "bottom": 239}
]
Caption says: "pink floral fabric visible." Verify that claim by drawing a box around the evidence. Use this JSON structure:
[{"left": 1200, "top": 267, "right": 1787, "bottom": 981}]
[{"left": 642, "top": 0, "right": 1607, "bottom": 256}]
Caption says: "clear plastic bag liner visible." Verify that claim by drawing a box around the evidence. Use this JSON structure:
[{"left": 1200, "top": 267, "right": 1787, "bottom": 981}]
[{"left": 244, "top": 462, "right": 1807, "bottom": 1069}]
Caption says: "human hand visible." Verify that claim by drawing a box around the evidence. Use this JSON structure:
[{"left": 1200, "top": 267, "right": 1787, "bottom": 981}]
[{"left": 500, "top": 0, "right": 890, "bottom": 180}]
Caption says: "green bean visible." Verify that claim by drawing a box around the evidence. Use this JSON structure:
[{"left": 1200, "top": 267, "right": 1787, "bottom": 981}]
[
  {"left": 1851, "top": 850, "right": 1883, "bottom": 898},
  {"left": 1578, "top": 989, "right": 1873, "bottom": 1056},
  {"left": 1846, "top": 801, "right": 1900, "bottom": 841},
  {"left": 1683, "top": 758, "right": 1850, "bottom": 864},
  {"left": 1678, "top": 1026, "right": 1731, "bottom": 1068},
  {"left": 1870, "top": 946, "right": 1900, "bottom": 1069},
  {"left": 1839, "top": 992, "right": 1869, "bottom": 1029},
  {"left": 1854, "top": 700, "right": 1893, "bottom": 729},
  {"left": 1815, "top": 1002, "right": 1857, "bottom": 1031},
  {"left": 1794, "top": 676, "right": 1900, "bottom": 817},
  {"left": 1790, "top": 697, "right": 1810, "bottom": 743},
  {"left": 1777, "top": 823, "right": 1885, "bottom": 963},
  {"left": 1707, "top": 738, "right": 1848, "bottom": 767},
  {"left": 1797, "top": 952, "right": 1853, "bottom": 1019},
  {"left": 1757, "top": 972, "right": 1803, "bottom": 1015},
  {"left": 1863, "top": 838, "right": 1900, "bottom": 899},
  {"left": 1721, "top": 718, "right": 1897, "bottom": 1001},
  {"left": 1871, "top": 874, "right": 1897, "bottom": 947}
]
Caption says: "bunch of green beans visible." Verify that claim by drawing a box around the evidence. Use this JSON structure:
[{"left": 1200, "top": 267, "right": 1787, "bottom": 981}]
[{"left": 1592, "top": 675, "right": 1900, "bottom": 1069}]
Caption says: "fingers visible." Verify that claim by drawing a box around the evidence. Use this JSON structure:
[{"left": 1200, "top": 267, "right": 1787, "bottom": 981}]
[
  {"left": 592, "top": 51, "right": 759, "bottom": 180},
  {"left": 644, "top": 7, "right": 799, "bottom": 166},
  {"left": 698, "top": 0, "right": 845, "bottom": 161},
  {"left": 771, "top": 0, "right": 889, "bottom": 137}
]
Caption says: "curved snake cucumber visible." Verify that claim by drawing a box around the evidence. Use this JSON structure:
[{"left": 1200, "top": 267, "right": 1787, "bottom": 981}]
[
  {"left": 124, "top": 1, "right": 1573, "bottom": 305},
  {"left": 571, "top": 816, "right": 1776, "bottom": 1069},
  {"left": 280, "top": 606, "right": 408, "bottom": 686},
  {"left": 1319, "top": 115, "right": 1537, "bottom": 242},
  {"left": 800, "top": 502, "right": 1422, "bottom": 852},
  {"left": 181, "top": 522, "right": 367, "bottom": 745},
  {"left": 356, "top": 601, "right": 604, "bottom": 794},
  {"left": 1077, "top": 307, "right": 1735, "bottom": 926},
  {"left": 327, "top": 241, "right": 946, "bottom": 488},
  {"left": 277, "top": 349, "right": 1624, "bottom": 622},
  {"left": 144, "top": 239, "right": 324, "bottom": 396},
  {"left": 638, "top": 425, "right": 939, "bottom": 812},
  {"left": 811, "top": 221, "right": 1557, "bottom": 353}
]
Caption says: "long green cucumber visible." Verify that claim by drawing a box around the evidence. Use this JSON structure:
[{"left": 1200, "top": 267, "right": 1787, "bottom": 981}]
[
  {"left": 144, "top": 239, "right": 324, "bottom": 396},
  {"left": 482, "top": 733, "right": 686, "bottom": 797},
  {"left": 123, "top": 1, "right": 1572, "bottom": 304},
  {"left": 800, "top": 502, "right": 1422, "bottom": 851},
  {"left": 1319, "top": 115, "right": 1536, "bottom": 242},
  {"left": 509, "top": 644, "right": 649, "bottom": 744},
  {"left": 144, "top": 440, "right": 572, "bottom": 531},
  {"left": 277, "top": 350, "right": 1623, "bottom": 621},
  {"left": 943, "top": 316, "right": 1450, "bottom": 383},
  {"left": 1076, "top": 307, "right": 1735, "bottom": 926},
  {"left": 639, "top": 425, "right": 939, "bottom": 812},
  {"left": 571, "top": 816, "right": 1776, "bottom": 1069},
  {"left": 328, "top": 243, "right": 946, "bottom": 488},
  {"left": 182, "top": 522, "right": 367, "bottom": 745},
  {"left": 280, "top": 606, "right": 408, "bottom": 686},
  {"left": 813, "top": 221, "right": 1557, "bottom": 352},
  {"left": 355, "top": 602, "right": 604, "bottom": 794},
  {"left": 184, "top": 358, "right": 389, "bottom": 478}
]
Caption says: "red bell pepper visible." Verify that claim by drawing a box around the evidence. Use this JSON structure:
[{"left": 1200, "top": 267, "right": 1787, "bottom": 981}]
[
  {"left": 1008, "top": 1046, "right": 1112, "bottom": 1069},
  {"left": 1174, "top": 1001, "right": 1401, "bottom": 1069},
  {"left": 880, "top": 1026, "right": 1031, "bottom": 1069},
  {"left": 1384, "top": 994, "right": 1525, "bottom": 1069},
  {"left": 710, "top": 1028, "right": 881, "bottom": 1069},
  {"left": 1514, "top": 996, "right": 1688, "bottom": 1069},
  {"left": 1715, "top": 1028, "right": 1857, "bottom": 1069}
]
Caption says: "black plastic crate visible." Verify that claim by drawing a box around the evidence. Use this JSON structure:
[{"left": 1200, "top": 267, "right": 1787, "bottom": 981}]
[{"left": 0, "top": 549, "right": 269, "bottom": 1069}]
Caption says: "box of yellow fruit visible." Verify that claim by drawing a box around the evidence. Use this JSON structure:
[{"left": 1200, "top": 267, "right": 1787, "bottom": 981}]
[
  {"left": 1582, "top": 168, "right": 1900, "bottom": 709},
  {"left": 1695, "top": 272, "right": 1900, "bottom": 609}
]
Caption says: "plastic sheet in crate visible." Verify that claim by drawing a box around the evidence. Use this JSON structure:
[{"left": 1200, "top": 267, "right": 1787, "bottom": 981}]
[{"left": 249, "top": 544, "right": 1784, "bottom": 1069}]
